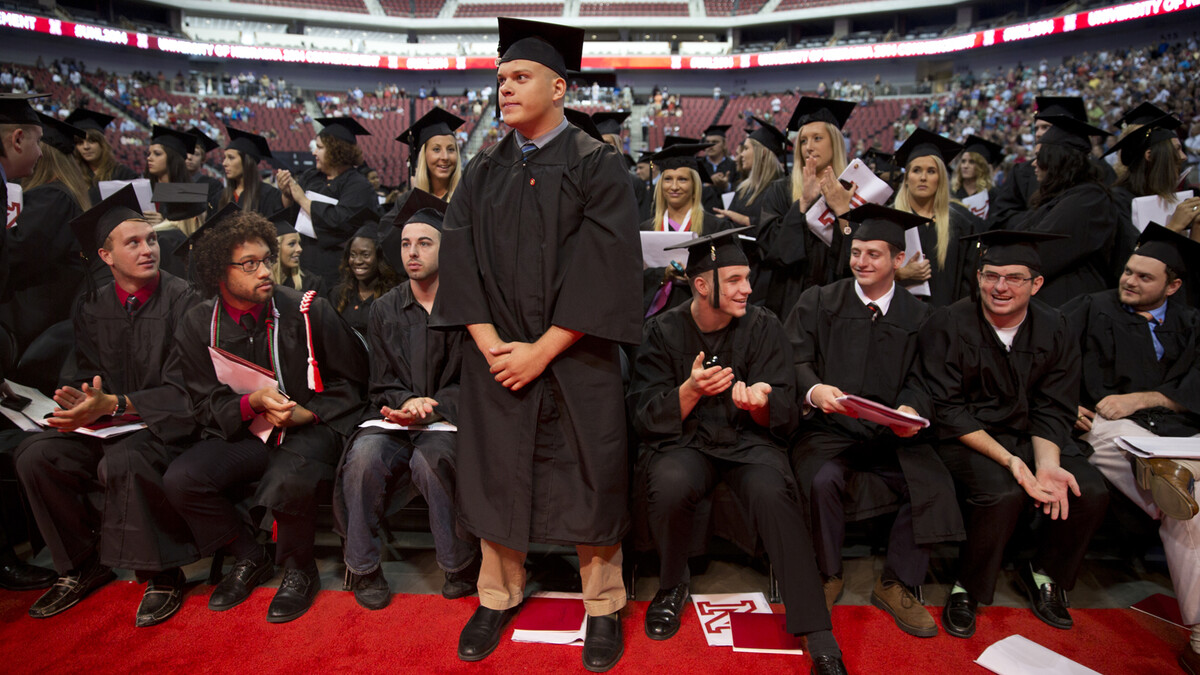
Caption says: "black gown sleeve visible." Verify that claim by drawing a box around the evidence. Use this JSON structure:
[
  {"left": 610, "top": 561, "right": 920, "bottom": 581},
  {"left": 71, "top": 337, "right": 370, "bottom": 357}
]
[
  {"left": 917, "top": 307, "right": 983, "bottom": 440},
  {"left": 366, "top": 296, "right": 418, "bottom": 412},
  {"left": 1027, "top": 313, "right": 1082, "bottom": 451},
  {"left": 298, "top": 295, "right": 370, "bottom": 436},
  {"left": 627, "top": 315, "right": 685, "bottom": 443},
  {"left": 307, "top": 170, "right": 380, "bottom": 243},
  {"left": 783, "top": 285, "right": 823, "bottom": 399}
]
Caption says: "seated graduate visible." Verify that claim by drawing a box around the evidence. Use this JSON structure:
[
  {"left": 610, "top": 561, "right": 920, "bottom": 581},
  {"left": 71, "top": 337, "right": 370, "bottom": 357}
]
[
  {"left": 712, "top": 116, "right": 787, "bottom": 231},
  {"left": 1063, "top": 224, "right": 1200, "bottom": 673},
  {"left": 890, "top": 130, "right": 983, "bottom": 307},
  {"left": 642, "top": 142, "right": 733, "bottom": 319},
  {"left": 627, "top": 228, "right": 849, "bottom": 675},
  {"left": 1008, "top": 114, "right": 1122, "bottom": 307},
  {"left": 186, "top": 127, "right": 223, "bottom": 214},
  {"left": 15, "top": 185, "right": 200, "bottom": 626},
  {"left": 951, "top": 135, "right": 1002, "bottom": 208},
  {"left": 269, "top": 208, "right": 326, "bottom": 296},
  {"left": 66, "top": 107, "right": 138, "bottom": 187},
  {"left": 755, "top": 97, "right": 859, "bottom": 317},
  {"left": 335, "top": 189, "right": 478, "bottom": 610},
  {"left": 785, "top": 204, "right": 963, "bottom": 638},
  {"left": 327, "top": 209, "right": 402, "bottom": 337},
  {"left": 917, "top": 230, "right": 1109, "bottom": 639},
  {"left": 220, "top": 126, "right": 285, "bottom": 217},
  {"left": 162, "top": 205, "right": 368, "bottom": 624},
  {"left": 143, "top": 126, "right": 197, "bottom": 227},
  {"left": 151, "top": 182, "right": 209, "bottom": 282},
  {"left": 397, "top": 108, "right": 466, "bottom": 203}
]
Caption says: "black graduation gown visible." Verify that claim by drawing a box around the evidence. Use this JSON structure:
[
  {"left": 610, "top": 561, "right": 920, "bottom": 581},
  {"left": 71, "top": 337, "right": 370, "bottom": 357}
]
[
  {"left": 1011, "top": 182, "right": 1123, "bottom": 307},
  {"left": 987, "top": 162, "right": 1037, "bottom": 230},
  {"left": 195, "top": 174, "right": 223, "bottom": 214},
  {"left": 2, "top": 182, "right": 85, "bottom": 352},
  {"left": 628, "top": 302, "right": 798, "bottom": 477},
  {"left": 639, "top": 213, "right": 733, "bottom": 318},
  {"left": 704, "top": 157, "right": 739, "bottom": 185},
  {"left": 279, "top": 268, "right": 327, "bottom": 297},
  {"left": 332, "top": 291, "right": 374, "bottom": 338},
  {"left": 784, "top": 279, "right": 963, "bottom": 545},
  {"left": 233, "top": 182, "right": 284, "bottom": 217},
  {"left": 1063, "top": 290, "right": 1200, "bottom": 437},
  {"left": 169, "top": 286, "right": 369, "bottom": 513},
  {"left": 918, "top": 297, "right": 1081, "bottom": 457},
  {"left": 901, "top": 203, "right": 983, "bottom": 308},
  {"left": 636, "top": 178, "right": 654, "bottom": 222},
  {"left": 431, "top": 125, "right": 642, "bottom": 550},
  {"left": 726, "top": 185, "right": 770, "bottom": 231},
  {"left": 154, "top": 227, "right": 189, "bottom": 282},
  {"left": 295, "top": 168, "right": 380, "bottom": 281}
]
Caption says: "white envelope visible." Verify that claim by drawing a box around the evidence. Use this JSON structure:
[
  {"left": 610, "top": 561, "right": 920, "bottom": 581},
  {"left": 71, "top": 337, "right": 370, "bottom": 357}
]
[
  {"left": 976, "top": 635, "right": 1100, "bottom": 675},
  {"left": 961, "top": 190, "right": 990, "bottom": 220},
  {"left": 295, "top": 191, "right": 339, "bottom": 239},
  {"left": 6, "top": 182, "right": 22, "bottom": 229},
  {"left": 1131, "top": 191, "right": 1193, "bottom": 233},
  {"left": 640, "top": 230, "right": 696, "bottom": 268},
  {"left": 903, "top": 228, "right": 932, "bottom": 297},
  {"left": 359, "top": 419, "right": 457, "bottom": 432},
  {"left": 805, "top": 159, "right": 894, "bottom": 245}
]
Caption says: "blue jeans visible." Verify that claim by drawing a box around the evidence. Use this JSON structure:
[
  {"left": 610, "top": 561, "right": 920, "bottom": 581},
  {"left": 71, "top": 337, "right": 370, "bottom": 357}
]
[{"left": 340, "top": 431, "right": 476, "bottom": 575}]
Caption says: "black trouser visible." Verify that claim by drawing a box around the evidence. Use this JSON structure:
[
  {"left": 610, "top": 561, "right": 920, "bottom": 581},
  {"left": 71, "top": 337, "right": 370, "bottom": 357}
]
[
  {"left": 642, "top": 448, "right": 831, "bottom": 635},
  {"left": 810, "top": 448, "right": 929, "bottom": 588},
  {"left": 936, "top": 439, "right": 1109, "bottom": 604},
  {"left": 163, "top": 434, "right": 331, "bottom": 570},
  {"left": 14, "top": 430, "right": 196, "bottom": 574}
]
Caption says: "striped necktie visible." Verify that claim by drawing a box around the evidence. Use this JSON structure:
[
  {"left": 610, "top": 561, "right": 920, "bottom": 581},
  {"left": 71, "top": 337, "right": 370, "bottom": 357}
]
[
  {"left": 867, "top": 302, "right": 881, "bottom": 322},
  {"left": 521, "top": 141, "right": 538, "bottom": 161},
  {"left": 125, "top": 295, "right": 140, "bottom": 315}
]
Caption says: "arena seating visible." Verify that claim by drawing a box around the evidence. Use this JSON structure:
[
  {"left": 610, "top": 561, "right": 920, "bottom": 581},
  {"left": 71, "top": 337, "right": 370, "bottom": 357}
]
[
  {"left": 774, "top": 0, "right": 849, "bottom": 11},
  {"left": 643, "top": 95, "right": 724, "bottom": 151},
  {"left": 704, "top": 0, "right": 769, "bottom": 16},
  {"left": 579, "top": 2, "right": 690, "bottom": 17},
  {"left": 231, "top": 0, "right": 368, "bottom": 12},
  {"left": 453, "top": 2, "right": 563, "bottom": 18},
  {"left": 379, "top": 0, "right": 447, "bottom": 18}
]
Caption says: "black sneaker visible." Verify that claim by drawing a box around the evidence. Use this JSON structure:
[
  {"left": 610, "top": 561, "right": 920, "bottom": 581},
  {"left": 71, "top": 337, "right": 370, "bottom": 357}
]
[
  {"left": 351, "top": 568, "right": 391, "bottom": 610},
  {"left": 442, "top": 556, "right": 480, "bottom": 600}
]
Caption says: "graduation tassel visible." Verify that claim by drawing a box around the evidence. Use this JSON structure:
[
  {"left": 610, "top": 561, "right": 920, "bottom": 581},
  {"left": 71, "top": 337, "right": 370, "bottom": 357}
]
[{"left": 299, "top": 290, "right": 324, "bottom": 392}]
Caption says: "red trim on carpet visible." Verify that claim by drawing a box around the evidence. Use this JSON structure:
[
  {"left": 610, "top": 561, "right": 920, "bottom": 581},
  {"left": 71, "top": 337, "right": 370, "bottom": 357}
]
[{"left": 0, "top": 583, "right": 1186, "bottom": 673}]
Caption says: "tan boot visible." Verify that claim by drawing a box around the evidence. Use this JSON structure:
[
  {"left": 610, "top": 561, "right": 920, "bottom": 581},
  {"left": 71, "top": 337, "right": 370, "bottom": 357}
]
[
  {"left": 822, "top": 576, "right": 843, "bottom": 613},
  {"left": 871, "top": 578, "right": 937, "bottom": 638},
  {"left": 1135, "top": 458, "right": 1198, "bottom": 521}
]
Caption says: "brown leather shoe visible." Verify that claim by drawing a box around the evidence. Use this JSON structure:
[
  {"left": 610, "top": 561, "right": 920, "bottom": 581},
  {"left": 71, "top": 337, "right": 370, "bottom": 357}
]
[
  {"left": 871, "top": 578, "right": 937, "bottom": 637},
  {"left": 1136, "top": 458, "right": 1198, "bottom": 521},
  {"left": 822, "top": 576, "right": 843, "bottom": 613},
  {"left": 1180, "top": 647, "right": 1200, "bottom": 674}
]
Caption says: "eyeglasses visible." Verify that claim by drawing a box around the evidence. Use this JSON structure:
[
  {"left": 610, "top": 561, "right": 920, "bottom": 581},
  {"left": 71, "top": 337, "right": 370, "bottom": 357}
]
[
  {"left": 229, "top": 256, "right": 277, "bottom": 273},
  {"left": 980, "top": 271, "right": 1034, "bottom": 287}
]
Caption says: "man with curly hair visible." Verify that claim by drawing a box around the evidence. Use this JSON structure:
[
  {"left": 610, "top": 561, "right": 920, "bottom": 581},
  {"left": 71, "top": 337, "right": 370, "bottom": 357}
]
[{"left": 163, "top": 205, "right": 368, "bottom": 623}]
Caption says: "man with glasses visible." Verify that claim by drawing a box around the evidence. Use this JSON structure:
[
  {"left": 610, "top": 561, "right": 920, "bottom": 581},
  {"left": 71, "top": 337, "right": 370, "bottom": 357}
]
[
  {"left": 163, "top": 205, "right": 367, "bottom": 623},
  {"left": 917, "top": 230, "right": 1108, "bottom": 639}
]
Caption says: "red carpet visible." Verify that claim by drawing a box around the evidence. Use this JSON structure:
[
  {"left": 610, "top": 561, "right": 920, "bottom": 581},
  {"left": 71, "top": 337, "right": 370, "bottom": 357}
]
[{"left": 0, "top": 582, "right": 1186, "bottom": 674}]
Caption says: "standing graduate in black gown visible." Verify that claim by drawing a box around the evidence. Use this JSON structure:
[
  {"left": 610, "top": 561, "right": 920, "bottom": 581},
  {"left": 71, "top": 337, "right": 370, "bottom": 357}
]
[
  {"left": 187, "top": 127, "right": 224, "bottom": 214},
  {"left": 276, "top": 117, "right": 380, "bottom": 281},
  {"left": 142, "top": 125, "right": 196, "bottom": 228},
  {"left": 163, "top": 207, "right": 367, "bottom": 624},
  {"left": 220, "top": 126, "right": 284, "bottom": 217},
  {"left": 786, "top": 205, "right": 963, "bottom": 638},
  {"left": 917, "top": 230, "right": 1109, "bottom": 639},
  {"left": 713, "top": 115, "right": 787, "bottom": 232},
  {"left": 16, "top": 185, "right": 199, "bottom": 626},
  {"left": 700, "top": 123, "right": 739, "bottom": 195},
  {"left": 3, "top": 113, "right": 89, "bottom": 354},
  {"left": 431, "top": 19, "right": 642, "bottom": 671},
  {"left": 890, "top": 130, "right": 983, "bottom": 307},
  {"left": 755, "top": 97, "right": 859, "bottom": 317},
  {"left": 628, "top": 229, "right": 848, "bottom": 674},
  {"left": 1010, "top": 115, "right": 1122, "bottom": 307},
  {"left": 951, "top": 135, "right": 1002, "bottom": 217}
]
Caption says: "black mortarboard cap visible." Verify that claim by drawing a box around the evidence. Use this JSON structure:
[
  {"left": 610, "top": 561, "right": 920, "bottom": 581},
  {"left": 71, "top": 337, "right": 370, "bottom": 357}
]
[
  {"left": 862, "top": 148, "right": 897, "bottom": 173},
  {"left": 1115, "top": 102, "right": 1174, "bottom": 129},
  {"left": 650, "top": 142, "right": 713, "bottom": 174},
  {"left": 349, "top": 208, "right": 382, "bottom": 242},
  {"left": 497, "top": 17, "right": 584, "bottom": 78},
  {"left": 0, "top": 93, "right": 47, "bottom": 125},
  {"left": 786, "top": 97, "right": 856, "bottom": 131},
  {"left": 845, "top": 203, "right": 930, "bottom": 251},
  {"left": 702, "top": 124, "right": 731, "bottom": 139},
  {"left": 188, "top": 127, "right": 219, "bottom": 154},
  {"left": 172, "top": 202, "right": 240, "bottom": 259},
  {"left": 69, "top": 184, "right": 144, "bottom": 265},
  {"left": 36, "top": 113, "right": 84, "bottom": 156},
  {"left": 961, "top": 230, "right": 1068, "bottom": 272},
  {"left": 1104, "top": 115, "right": 1181, "bottom": 166},
  {"left": 663, "top": 134, "right": 703, "bottom": 148},
  {"left": 64, "top": 107, "right": 114, "bottom": 133},
  {"left": 397, "top": 108, "right": 465, "bottom": 172},
  {"left": 664, "top": 226, "right": 753, "bottom": 275},
  {"left": 746, "top": 116, "right": 788, "bottom": 157},
  {"left": 963, "top": 134, "right": 1004, "bottom": 167},
  {"left": 1134, "top": 222, "right": 1199, "bottom": 275},
  {"left": 1035, "top": 96, "right": 1087, "bottom": 122},
  {"left": 150, "top": 125, "right": 195, "bottom": 158},
  {"left": 893, "top": 129, "right": 962, "bottom": 167},
  {"left": 590, "top": 111, "right": 629, "bottom": 137},
  {"left": 225, "top": 125, "right": 274, "bottom": 164},
  {"left": 153, "top": 182, "right": 209, "bottom": 222},
  {"left": 267, "top": 207, "right": 297, "bottom": 237},
  {"left": 314, "top": 116, "right": 371, "bottom": 145},
  {"left": 1038, "top": 115, "right": 1111, "bottom": 153},
  {"left": 380, "top": 188, "right": 447, "bottom": 268},
  {"left": 636, "top": 151, "right": 654, "bottom": 165},
  {"left": 564, "top": 108, "right": 604, "bottom": 143}
]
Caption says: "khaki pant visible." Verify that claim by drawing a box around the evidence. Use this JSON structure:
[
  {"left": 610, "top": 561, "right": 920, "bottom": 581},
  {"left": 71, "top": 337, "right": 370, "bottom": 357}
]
[{"left": 477, "top": 539, "right": 627, "bottom": 617}]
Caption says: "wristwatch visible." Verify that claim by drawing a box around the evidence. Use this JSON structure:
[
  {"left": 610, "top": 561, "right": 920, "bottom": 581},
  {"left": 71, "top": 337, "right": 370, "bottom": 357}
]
[{"left": 112, "top": 394, "right": 127, "bottom": 417}]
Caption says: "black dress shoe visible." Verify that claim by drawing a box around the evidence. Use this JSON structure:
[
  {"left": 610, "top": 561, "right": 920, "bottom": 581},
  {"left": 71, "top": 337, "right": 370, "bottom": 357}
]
[
  {"left": 28, "top": 561, "right": 116, "bottom": 618},
  {"left": 442, "top": 556, "right": 480, "bottom": 600},
  {"left": 645, "top": 582, "right": 689, "bottom": 640},
  {"left": 350, "top": 568, "right": 391, "bottom": 611},
  {"left": 209, "top": 556, "right": 275, "bottom": 612},
  {"left": 136, "top": 568, "right": 186, "bottom": 627},
  {"left": 810, "top": 654, "right": 849, "bottom": 675},
  {"left": 0, "top": 559, "right": 57, "bottom": 591},
  {"left": 267, "top": 564, "right": 320, "bottom": 623},
  {"left": 1017, "top": 564, "right": 1072, "bottom": 629},
  {"left": 583, "top": 612, "right": 623, "bottom": 673},
  {"left": 458, "top": 604, "right": 523, "bottom": 661},
  {"left": 942, "top": 590, "right": 977, "bottom": 639}
]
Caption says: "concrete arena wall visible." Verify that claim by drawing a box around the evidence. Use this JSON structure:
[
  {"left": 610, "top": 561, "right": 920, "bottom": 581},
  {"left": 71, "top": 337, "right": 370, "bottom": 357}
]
[{"left": 0, "top": 10, "right": 1189, "bottom": 96}]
